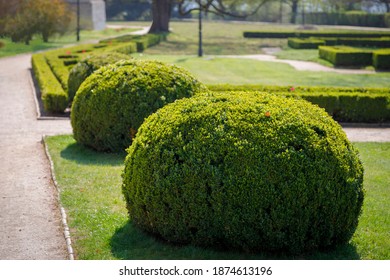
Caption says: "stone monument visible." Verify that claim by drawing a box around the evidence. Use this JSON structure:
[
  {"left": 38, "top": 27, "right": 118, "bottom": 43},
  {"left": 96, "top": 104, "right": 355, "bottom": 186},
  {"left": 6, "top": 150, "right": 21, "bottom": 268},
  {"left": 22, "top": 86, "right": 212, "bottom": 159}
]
[{"left": 66, "top": 0, "right": 106, "bottom": 30}]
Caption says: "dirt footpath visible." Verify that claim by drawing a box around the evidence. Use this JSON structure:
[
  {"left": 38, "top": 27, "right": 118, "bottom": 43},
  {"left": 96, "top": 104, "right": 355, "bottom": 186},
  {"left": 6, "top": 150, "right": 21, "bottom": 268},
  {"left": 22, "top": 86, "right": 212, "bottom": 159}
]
[{"left": 0, "top": 54, "right": 71, "bottom": 259}]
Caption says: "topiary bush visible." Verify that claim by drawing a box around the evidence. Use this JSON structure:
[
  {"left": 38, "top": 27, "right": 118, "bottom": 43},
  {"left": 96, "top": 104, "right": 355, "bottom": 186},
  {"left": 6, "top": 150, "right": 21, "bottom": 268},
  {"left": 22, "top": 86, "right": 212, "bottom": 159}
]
[
  {"left": 122, "top": 91, "right": 364, "bottom": 254},
  {"left": 67, "top": 52, "right": 132, "bottom": 103},
  {"left": 71, "top": 60, "right": 207, "bottom": 152}
]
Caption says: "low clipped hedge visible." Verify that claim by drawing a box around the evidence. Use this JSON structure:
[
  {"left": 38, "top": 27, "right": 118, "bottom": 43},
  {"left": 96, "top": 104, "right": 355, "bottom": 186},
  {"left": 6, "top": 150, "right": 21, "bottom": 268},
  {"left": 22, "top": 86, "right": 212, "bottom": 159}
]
[
  {"left": 244, "top": 30, "right": 390, "bottom": 39},
  {"left": 373, "top": 50, "right": 390, "bottom": 70},
  {"left": 208, "top": 84, "right": 390, "bottom": 123},
  {"left": 122, "top": 91, "right": 364, "bottom": 254},
  {"left": 67, "top": 52, "right": 132, "bottom": 103},
  {"left": 288, "top": 38, "right": 325, "bottom": 49},
  {"left": 106, "top": 42, "right": 137, "bottom": 55},
  {"left": 288, "top": 37, "right": 390, "bottom": 49},
  {"left": 71, "top": 60, "right": 207, "bottom": 152},
  {"left": 32, "top": 34, "right": 165, "bottom": 113},
  {"left": 31, "top": 54, "right": 68, "bottom": 113},
  {"left": 100, "top": 33, "right": 167, "bottom": 52},
  {"left": 319, "top": 46, "right": 373, "bottom": 67}
]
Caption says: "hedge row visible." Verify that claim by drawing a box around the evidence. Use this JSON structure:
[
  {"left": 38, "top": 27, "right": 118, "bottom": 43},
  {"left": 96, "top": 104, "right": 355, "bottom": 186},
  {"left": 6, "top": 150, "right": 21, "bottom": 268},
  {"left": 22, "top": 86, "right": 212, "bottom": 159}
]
[
  {"left": 319, "top": 46, "right": 373, "bottom": 67},
  {"left": 288, "top": 38, "right": 325, "bottom": 49},
  {"left": 33, "top": 34, "right": 165, "bottom": 113},
  {"left": 288, "top": 37, "right": 390, "bottom": 49},
  {"left": 105, "top": 41, "right": 137, "bottom": 54},
  {"left": 319, "top": 46, "right": 390, "bottom": 70},
  {"left": 100, "top": 33, "right": 167, "bottom": 52},
  {"left": 244, "top": 30, "right": 390, "bottom": 39},
  {"left": 31, "top": 54, "right": 68, "bottom": 113},
  {"left": 373, "top": 50, "right": 390, "bottom": 70},
  {"left": 300, "top": 12, "right": 390, "bottom": 28},
  {"left": 208, "top": 84, "right": 390, "bottom": 123}
]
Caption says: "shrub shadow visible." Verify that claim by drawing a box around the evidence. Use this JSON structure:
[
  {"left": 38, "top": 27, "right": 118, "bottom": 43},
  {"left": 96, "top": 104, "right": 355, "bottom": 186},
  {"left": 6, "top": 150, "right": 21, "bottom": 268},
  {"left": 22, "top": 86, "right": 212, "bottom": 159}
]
[
  {"left": 60, "top": 141, "right": 126, "bottom": 166},
  {"left": 110, "top": 220, "right": 361, "bottom": 260}
]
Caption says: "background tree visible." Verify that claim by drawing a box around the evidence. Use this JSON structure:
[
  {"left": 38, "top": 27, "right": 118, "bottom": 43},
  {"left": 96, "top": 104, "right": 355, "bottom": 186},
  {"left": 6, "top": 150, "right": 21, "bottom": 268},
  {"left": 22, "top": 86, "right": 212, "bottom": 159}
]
[
  {"left": 3, "top": 0, "right": 72, "bottom": 44},
  {"left": 0, "top": 0, "right": 21, "bottom": 36},
  {"left": 149, "top": 0, "right": 271, "bottom": 34}
]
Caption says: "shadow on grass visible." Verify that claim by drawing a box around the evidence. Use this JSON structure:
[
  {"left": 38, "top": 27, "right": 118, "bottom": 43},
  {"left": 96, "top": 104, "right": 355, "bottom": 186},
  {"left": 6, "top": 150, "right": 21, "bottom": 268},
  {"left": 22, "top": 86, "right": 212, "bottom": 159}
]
[
  {"left": 110, "top": 220, "right": 361, "bottom": 260},
  {"left": 60, "top": 142, "right": 126, "bottom": 166}
]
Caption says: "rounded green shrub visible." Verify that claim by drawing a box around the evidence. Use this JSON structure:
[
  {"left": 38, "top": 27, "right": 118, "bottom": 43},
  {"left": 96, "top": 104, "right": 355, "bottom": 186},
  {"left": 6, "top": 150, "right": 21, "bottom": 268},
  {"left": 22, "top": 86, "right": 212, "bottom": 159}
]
[
  {"left": 67, "top": 52, "right": 131, "bottom": 102},
  {"left": 122, "top": 91, "right": 364, "bottom": 254},
  {"left": 71, "top": 60, "right": 207, "bottom": 152}
]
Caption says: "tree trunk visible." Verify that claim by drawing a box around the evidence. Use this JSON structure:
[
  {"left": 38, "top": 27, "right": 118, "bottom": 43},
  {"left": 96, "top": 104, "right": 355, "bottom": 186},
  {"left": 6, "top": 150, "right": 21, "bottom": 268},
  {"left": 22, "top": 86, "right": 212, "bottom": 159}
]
[
  {"left": 290, "top": 0, "right": 299, "bottom": 24},
  {"left": 386, "top": 1, "right": 390, "bottom": 13},
  {"left": 149, "top": 0, "right": 171, "bottom": 33}
]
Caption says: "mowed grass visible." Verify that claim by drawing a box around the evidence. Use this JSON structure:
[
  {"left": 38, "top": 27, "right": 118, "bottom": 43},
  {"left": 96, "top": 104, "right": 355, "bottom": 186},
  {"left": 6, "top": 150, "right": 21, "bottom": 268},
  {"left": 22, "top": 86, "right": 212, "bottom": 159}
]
[
  {"left": 45, "top": 135, "right": 389, "bottom": 260},
  {"left": 133, "top": 53, "right": 390, "bottom": 87},
  {"left": 0, "top": 26, "right": 139, "bottom": 58}
]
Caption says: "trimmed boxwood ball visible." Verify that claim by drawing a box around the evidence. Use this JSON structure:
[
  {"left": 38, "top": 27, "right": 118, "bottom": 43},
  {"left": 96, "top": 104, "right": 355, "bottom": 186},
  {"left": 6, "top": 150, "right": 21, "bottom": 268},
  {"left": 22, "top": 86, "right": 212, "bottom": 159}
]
[
  {"left": 122, "top": 91, "right": 364, "bottom": 254},
  {"left": 67, "top": 52, "right": 132, "bottom": 103},
  {"left": 71, "top": 60, "right": 207, "bottom": 152}
]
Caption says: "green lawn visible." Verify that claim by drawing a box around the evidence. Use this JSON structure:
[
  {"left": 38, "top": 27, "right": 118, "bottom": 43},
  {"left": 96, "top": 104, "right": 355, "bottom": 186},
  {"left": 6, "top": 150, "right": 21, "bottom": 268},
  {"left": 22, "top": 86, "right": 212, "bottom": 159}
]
[
  {"left": 133, "top": 54, "right": 390, "bottom": 87},
  {"left": 45, "top": 135, "right": 389, "bottom": 260},
  {"left": 0, "top": 27, "right": 139, "bottom": 58}
]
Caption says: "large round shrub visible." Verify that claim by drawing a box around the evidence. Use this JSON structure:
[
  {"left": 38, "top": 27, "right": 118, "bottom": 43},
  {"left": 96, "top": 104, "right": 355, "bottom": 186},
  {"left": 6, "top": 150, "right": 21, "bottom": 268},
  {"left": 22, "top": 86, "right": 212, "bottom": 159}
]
[
  {"left": 122, "top": 91, "right": 364, "bottom": 254},
  {"left": 67, "top": 52, "right": 131, "bottom": 102},
  {"left": 71, "top": 60, "right": 207, "bottom": 152}
]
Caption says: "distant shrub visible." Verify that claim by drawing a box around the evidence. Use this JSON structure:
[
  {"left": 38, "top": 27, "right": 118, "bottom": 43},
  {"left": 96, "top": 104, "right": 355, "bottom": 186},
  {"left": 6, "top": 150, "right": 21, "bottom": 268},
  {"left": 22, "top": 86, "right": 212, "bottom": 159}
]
[
  {"left": 122, "top": 91, "right": 364, "bottom": 254},
  {"left": 319, "top": 46, "right": 373, "bottom": 67},
  {"left": 208, "top": 84, "right": 390, "bottom": 123},
  {"left": 67, "top": 52, "right": 132, "bottom": 103},
  {"left": 71, "top": 60, "right": 207, "bottom": 152},
  {"left": 373, "top": 49, "right": 390, "bottom": 71},
  {"left": 0, "top": 41, "right": 4, "bottom": 49},
  {"left": 288, "top": 38, "right": 325, "bottom": 49},
  {"left": 31, "top": 54, "right": 68, "bottom": 113}
]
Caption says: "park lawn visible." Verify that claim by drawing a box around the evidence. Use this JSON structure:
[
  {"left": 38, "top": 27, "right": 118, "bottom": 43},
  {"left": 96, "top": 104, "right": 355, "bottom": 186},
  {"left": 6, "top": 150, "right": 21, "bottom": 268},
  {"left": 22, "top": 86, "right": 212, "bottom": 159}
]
[
  {"left": 133, "top": 53, "right": 390, "bottom": 88},
  {"left": 0, "top": 26, "right": 139, "bottom": 58},
  {"left": 45, "top": 135, "right": 389, "bottom": 260}
]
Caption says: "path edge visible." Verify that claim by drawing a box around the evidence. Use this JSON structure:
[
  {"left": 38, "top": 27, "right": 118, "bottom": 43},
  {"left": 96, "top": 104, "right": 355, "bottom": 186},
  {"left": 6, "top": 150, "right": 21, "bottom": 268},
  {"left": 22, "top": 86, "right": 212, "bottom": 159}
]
[{"left": 42, "top": 135, "right": 75, "bottom": 260}]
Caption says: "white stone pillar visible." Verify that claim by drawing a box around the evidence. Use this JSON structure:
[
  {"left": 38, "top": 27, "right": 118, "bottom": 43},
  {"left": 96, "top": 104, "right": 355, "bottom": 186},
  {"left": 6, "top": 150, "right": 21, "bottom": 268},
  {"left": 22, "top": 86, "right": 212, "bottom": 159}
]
[{"left": 66, "top": 0, "right": 106, "bottom": 30}]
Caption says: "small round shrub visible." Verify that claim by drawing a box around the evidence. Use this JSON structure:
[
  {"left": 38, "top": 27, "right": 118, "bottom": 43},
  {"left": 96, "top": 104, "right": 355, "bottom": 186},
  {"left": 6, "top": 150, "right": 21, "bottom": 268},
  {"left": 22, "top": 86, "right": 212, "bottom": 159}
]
[
  {"left": 71, "top": 60, "right": 207, "bottom": 152},
  {"left": 67, "top": 52, "right": 131, "bottom": 102},
  {"left": 122, "top": 91, "right": 364, "bottom": 254}
]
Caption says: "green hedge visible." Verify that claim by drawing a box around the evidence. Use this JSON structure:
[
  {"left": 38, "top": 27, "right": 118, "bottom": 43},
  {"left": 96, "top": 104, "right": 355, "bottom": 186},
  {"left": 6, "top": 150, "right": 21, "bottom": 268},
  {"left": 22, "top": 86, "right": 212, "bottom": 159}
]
[
  {"left": 67, "top": 52, "right": 132, "bottom": 103},
  {"left": 100, "top": 33, "right": 167, "bottom": 52},
  {"left": 288, "top": 38, "right": 325, "bottom": 49},
  {"left": 244, "top": 31, "right": 390, "bottom": 39},
  {"left": 337, "top": 37, "right": 390, "bottom": 48},
  {"left": 32, "top": 34, "right": 165, "bottom": 114},
  {"left": 71, "top": 60, "right": 207, "bottom": 152},
  {"left": 289, "top": 37, "right": 390, "bottom": 49},
  {"left": 44, "top": 53, "right": 71, "bottom": 91},
  {"left": 373, "top": 50, "right": 390, "bottom": 71},
  {"left": 122, "top": 91, "right": 364, "bottom": 254},
  {"left": 31, "top": 54, "right": 68, "bottom": 113},
  {"left": 303, "top": 11, "right": 388, "bottom": 28},
  {"left": 105, "top": 41, "right": 137, "bottom": 55},
  {"left": 319, "top": 46, "right": 373, "bottom": 67},
  {"left": 208, "top": 84, "right": 390, "bottom": 123}
]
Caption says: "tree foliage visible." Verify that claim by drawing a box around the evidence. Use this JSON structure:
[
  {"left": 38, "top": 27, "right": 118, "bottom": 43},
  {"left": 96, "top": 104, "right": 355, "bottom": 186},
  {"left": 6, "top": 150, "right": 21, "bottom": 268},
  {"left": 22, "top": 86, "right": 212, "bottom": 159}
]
[{"left": 2, "top": 0, "right": 72, "bottom": 44}]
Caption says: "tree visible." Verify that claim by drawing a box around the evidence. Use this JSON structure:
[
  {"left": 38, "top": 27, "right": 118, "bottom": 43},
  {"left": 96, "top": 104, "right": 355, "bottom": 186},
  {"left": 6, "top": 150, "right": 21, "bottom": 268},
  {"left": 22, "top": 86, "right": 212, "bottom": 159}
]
[
  {"left": 284, "top": 0, "right": 300, "bottom": 24},
  {"left": 0, "top": 0, "right": 20, "bottom": 35},
  {"left": 148, "top": 0, "right": 271, "bottom": 34},
  {"left": 3, "top": 0, "right": 72, "bottom": 44},
  {"left": 373, "top": 0, "right": 390, "bottom": 12},
  {"left": 149, "top": 0, "right": 172, "bottom": 33}
]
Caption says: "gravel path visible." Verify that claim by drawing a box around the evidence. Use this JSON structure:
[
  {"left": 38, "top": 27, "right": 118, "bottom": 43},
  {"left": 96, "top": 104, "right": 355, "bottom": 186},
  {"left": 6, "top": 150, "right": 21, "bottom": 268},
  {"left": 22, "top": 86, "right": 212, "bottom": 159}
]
[
  {"left": 223, "top": 53, "right": 375, "bottom": 74},
  {"left": 0, "top": 51, "right": 388, "bottom": 260},
  {"left": 0, "top": 54, "right": 71, "bottom": 259}
]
